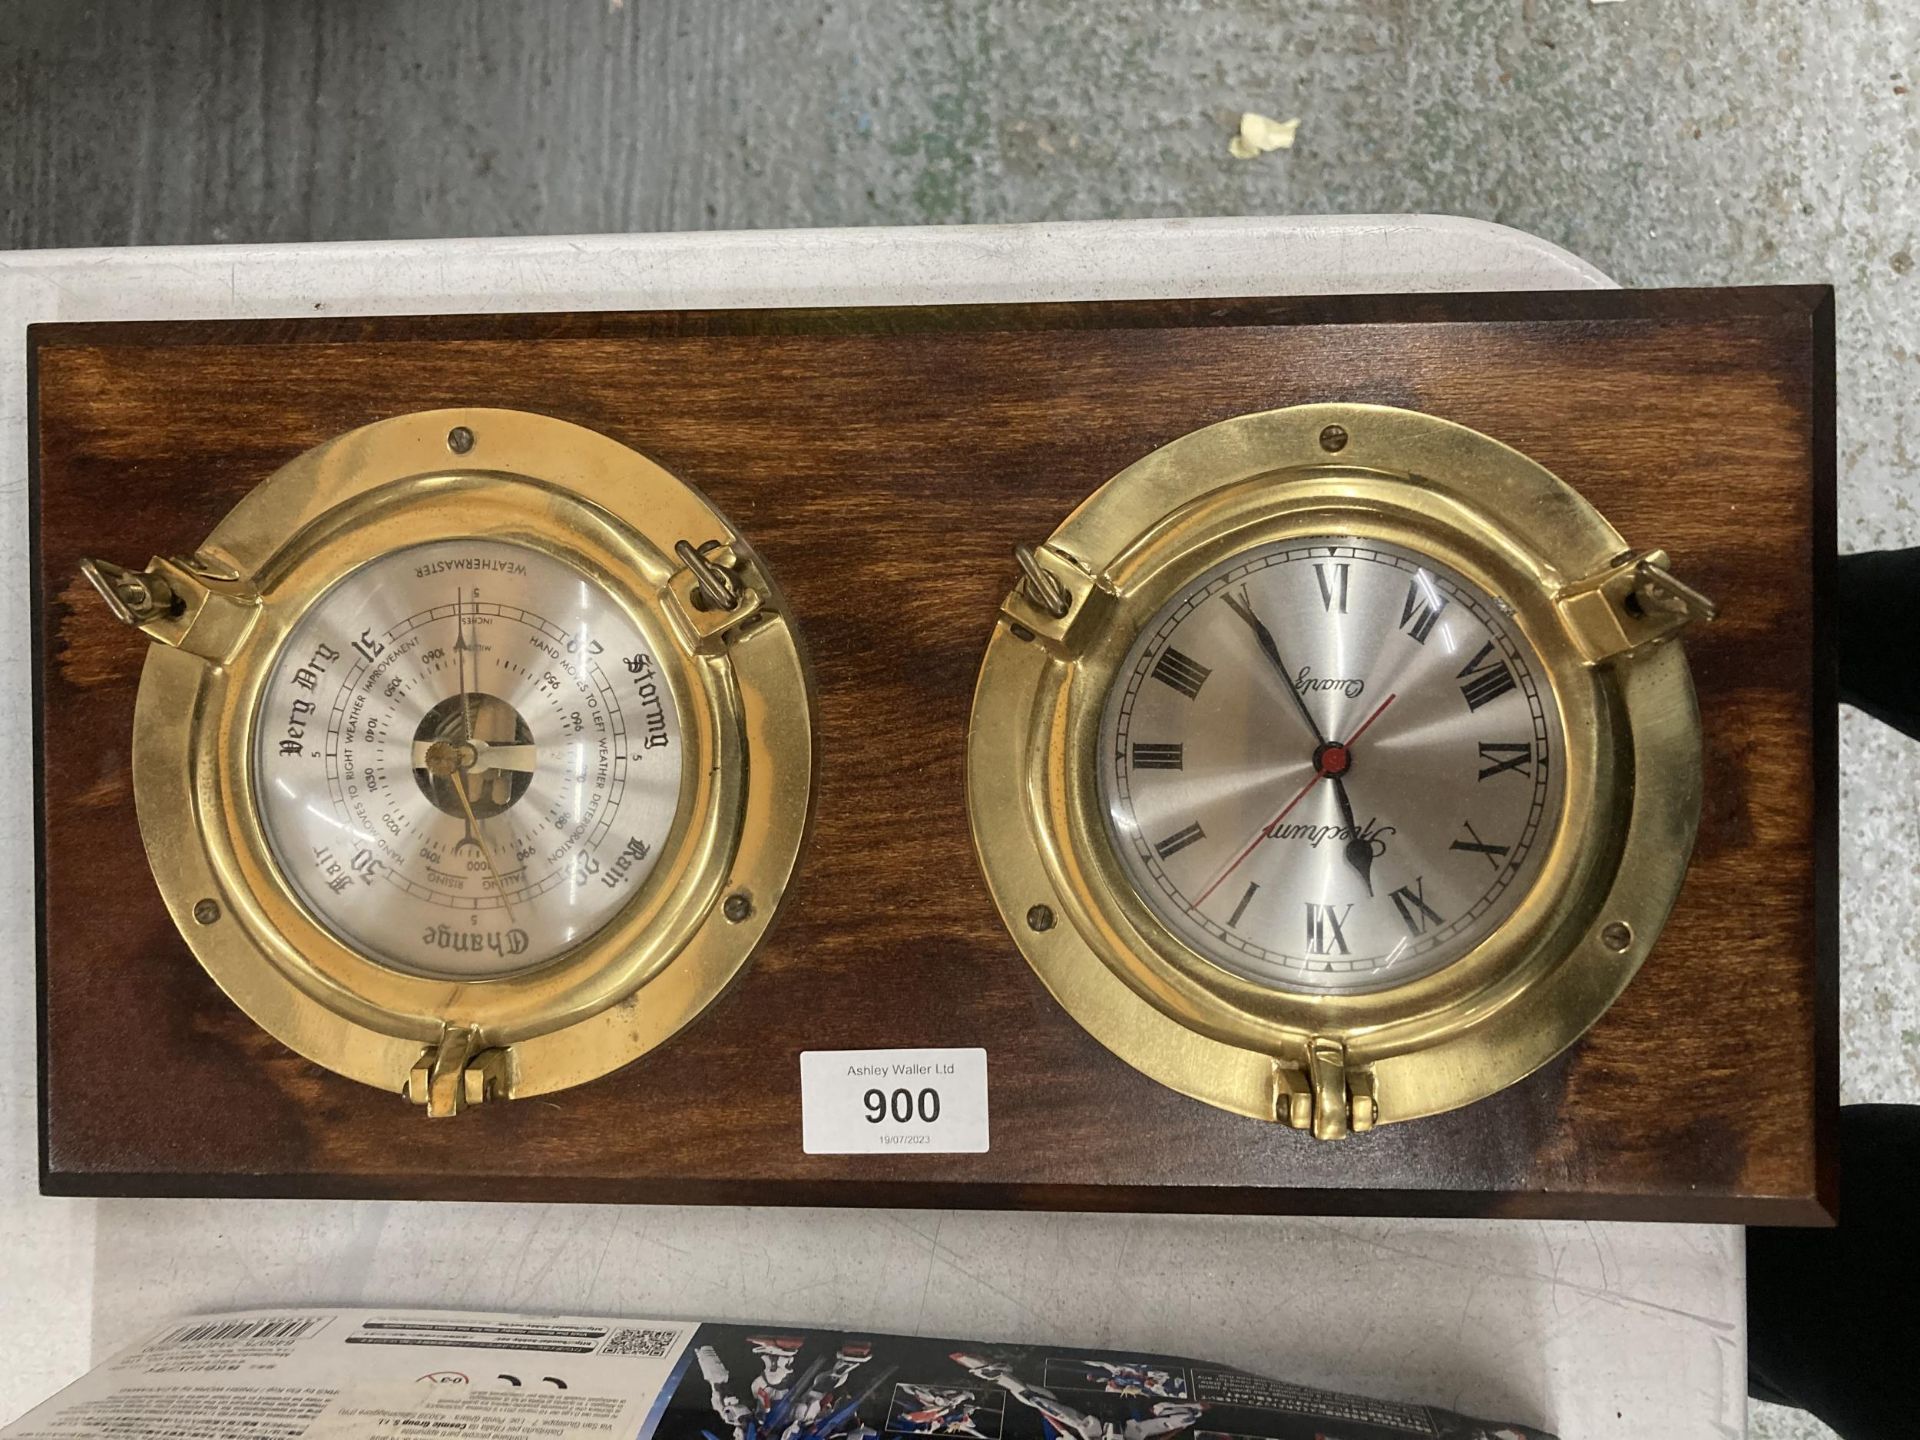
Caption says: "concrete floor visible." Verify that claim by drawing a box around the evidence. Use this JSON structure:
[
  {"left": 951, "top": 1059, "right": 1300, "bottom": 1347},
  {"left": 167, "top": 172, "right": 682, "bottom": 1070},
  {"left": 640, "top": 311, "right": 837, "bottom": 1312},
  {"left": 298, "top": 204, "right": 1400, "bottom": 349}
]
[{"left": 6, "top": 3, "right": 1918, "bottom": 1436}]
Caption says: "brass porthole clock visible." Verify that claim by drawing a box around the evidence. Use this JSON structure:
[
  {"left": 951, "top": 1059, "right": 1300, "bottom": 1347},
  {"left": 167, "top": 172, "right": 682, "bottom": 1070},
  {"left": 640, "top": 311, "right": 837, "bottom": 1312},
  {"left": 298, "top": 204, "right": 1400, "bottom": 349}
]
[
  {"left": 968, "top": 403, "right": 1716, "bottom": 1139},
  {"left": 82, "top": 408, "right": 813, "bottom": 1116}
]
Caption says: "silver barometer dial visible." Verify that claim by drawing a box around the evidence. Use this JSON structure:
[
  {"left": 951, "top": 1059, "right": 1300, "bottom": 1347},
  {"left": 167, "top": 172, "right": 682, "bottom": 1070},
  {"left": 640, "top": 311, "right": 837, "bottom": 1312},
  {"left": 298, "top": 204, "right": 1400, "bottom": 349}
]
[
  {"left": 1099, "top": 537, "right": 1564, "bottom": 995},
  {"left": 254, "top": 539, "right": 684, "bottom": 979}
]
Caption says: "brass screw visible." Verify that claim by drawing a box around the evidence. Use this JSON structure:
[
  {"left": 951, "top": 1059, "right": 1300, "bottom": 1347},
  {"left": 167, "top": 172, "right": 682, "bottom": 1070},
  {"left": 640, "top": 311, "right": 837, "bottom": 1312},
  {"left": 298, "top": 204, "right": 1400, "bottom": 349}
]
[
  {"left": 446, "top": 426, "right": 476, "bottom": 455},
  {"left": 193, "top": 898, "right": 221, "bottom": 925},
  {"left": 1601, "top": 921, "right": 1633, "bottom": 952},
  {"left": 723, "top": 892, "right": 753, "bottom": 923},
  {"left": 1026, "top": 904, "right": 1055, "bottom": 932},
  {"left": 1318, "top": 424, "right": 1349, "bottom": 453}
]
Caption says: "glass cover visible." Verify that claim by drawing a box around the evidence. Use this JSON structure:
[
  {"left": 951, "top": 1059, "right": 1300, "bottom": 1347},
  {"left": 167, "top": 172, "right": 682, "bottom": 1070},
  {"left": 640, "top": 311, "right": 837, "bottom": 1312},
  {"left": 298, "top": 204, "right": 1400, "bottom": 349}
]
[
  {"left": 252, "top": 538, "right": 684, "bottom": 978},
  {"left": 1099, "top": 535, "right": 1566, "bottom": 994}
]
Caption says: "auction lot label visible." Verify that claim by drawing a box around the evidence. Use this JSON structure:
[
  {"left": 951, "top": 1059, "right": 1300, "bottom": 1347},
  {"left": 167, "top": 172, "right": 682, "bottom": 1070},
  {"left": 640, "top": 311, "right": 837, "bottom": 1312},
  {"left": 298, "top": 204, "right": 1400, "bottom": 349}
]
[{"left": 800, "top": 1047, "right": 990, "bottom": 1154}]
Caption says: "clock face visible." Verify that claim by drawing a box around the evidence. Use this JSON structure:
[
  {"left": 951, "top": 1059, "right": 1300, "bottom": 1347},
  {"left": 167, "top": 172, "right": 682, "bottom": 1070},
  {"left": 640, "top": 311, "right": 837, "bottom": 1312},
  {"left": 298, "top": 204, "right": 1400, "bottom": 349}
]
[
  {"left": 1099, "top": 536, "right": 1565, "bottom": 994},
  {"left": 251, "top": 538, "right": 686, "bottom": 979}
]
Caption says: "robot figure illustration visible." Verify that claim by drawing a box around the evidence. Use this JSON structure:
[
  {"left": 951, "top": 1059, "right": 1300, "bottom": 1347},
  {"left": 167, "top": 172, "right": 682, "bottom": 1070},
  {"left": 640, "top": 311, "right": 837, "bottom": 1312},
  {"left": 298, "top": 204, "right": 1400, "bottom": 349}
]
[
  {"left": 697, "top": 1336, "right": 889, "bottom": 1440},
  {"left": 892, "top": 1384, "right": 991, "bottom": 1437},
  {"left": 1068, "top": 1362, "right": 1188, "bottom": 1400},
  {"left": 749, "top": 1337, "right": 806, "bottom": 1412},
  {"left": 950, "top": 1354, "right": 1203, "bottom": 1440}
]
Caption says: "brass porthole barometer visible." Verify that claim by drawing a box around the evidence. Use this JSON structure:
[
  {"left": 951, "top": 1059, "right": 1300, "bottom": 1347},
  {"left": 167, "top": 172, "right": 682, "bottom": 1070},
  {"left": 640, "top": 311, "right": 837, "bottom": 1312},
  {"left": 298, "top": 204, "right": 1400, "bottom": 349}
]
[
  {"left": 83, "top": 409, "right": 813, "bottom": 1116},
  {"left": 968, "top": 404, "right": 1716, "bottom": 1138}
]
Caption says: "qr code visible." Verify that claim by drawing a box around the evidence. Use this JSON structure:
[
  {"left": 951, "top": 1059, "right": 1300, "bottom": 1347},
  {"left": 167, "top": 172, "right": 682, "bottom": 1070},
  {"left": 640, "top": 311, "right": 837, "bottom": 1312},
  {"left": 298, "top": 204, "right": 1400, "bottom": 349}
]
[{"left": 602, "top": 1326, "right": 682, "bottom": 1358}]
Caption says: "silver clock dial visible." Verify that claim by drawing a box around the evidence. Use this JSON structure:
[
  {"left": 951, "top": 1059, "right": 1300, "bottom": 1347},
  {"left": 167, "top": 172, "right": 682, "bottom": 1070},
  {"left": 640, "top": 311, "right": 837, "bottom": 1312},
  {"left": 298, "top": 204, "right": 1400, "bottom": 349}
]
[
  {"left": 252, "top": 539, "right": 685, "bottom": 979},
  {"left": 1099, "top": 536, "right": 1565, "bottom": 994}
]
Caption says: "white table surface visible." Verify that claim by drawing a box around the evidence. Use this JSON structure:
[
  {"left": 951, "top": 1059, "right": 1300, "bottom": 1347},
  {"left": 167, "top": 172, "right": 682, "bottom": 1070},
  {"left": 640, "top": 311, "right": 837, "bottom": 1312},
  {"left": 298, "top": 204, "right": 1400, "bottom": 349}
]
[{"left": 0, "top": 216, "right": 1742, "bottom": 1438}]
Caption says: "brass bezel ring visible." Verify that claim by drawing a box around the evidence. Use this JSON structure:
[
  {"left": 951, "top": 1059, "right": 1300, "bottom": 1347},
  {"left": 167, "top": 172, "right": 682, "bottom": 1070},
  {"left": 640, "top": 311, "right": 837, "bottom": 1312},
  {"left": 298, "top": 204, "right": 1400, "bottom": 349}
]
[
  {"left": 129, "top": 408, "right": 815, "bottom": 1103},
  {"left": 967, "top": 403, "right": 1703, "bottom": 1128}
]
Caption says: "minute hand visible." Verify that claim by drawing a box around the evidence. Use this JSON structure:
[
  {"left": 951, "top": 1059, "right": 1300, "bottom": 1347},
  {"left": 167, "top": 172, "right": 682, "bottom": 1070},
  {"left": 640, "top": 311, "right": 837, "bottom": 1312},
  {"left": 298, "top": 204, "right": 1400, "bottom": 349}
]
[{"left": 1221, "top": 589, "right": 1324, "bottom": 743}]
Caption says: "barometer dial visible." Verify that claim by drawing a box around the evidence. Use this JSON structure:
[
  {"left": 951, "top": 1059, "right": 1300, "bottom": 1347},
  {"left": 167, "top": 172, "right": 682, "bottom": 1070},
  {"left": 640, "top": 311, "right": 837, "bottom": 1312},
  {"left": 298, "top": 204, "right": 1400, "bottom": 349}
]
[
  {"left": 85, "top": 408, "right": 815, "bottom": 1114},
  {"left": 253, "top": 539, "right": 684, "bottom": 978},
  {"left": 1098, "top": 537, "right": 1565, "bottom": 994}
]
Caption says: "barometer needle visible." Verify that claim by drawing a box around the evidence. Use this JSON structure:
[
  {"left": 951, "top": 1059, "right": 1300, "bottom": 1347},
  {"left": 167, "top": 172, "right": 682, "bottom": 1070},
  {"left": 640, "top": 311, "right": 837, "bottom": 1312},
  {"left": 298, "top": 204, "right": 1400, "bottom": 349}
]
[
  {"left": 454, "top": 589, "right": 475, "bottom": 744},
  {"left": 451, "top": 768, "right": 518, "bottom": 925}
]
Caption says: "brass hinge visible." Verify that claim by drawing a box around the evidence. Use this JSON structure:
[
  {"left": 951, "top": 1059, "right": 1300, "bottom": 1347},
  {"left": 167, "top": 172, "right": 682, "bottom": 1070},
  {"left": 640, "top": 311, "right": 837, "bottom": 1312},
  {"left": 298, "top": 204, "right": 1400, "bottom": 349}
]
[
  {"left": 1002, "top": 542, "right": 1109, "bottom": 656},
  {"left": 80, "top": 553, "right": 260, "bottom": 664},
  {"left": 405, "top": 1026, "right": 513, "bottom": 1118},
  {"left": 1275, "top": 1038, "right": 1378, "bottom": 1140},
  {"left": 665, "top": 539, "right": 764, "bottom": 652},
  {"left": 1555, "top": 548, "right": 1717, "bottom": 665}
]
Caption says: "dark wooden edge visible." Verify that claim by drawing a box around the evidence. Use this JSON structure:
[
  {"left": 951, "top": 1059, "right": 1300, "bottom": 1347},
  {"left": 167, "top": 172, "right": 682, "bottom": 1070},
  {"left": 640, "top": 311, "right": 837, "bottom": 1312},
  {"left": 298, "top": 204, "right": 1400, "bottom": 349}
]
[
  {"left": 27, "top": 328, "right": 55, "bottom": 1202},
  {"left": 1809, "top": 287, "right": 1841, "bottom": 1226},
  {"left": 33, "top": 1168, "right": 1840, "bottom": 1225},
  {"left": 24, "top": 284, "right": 1837, "bottom": 351}
]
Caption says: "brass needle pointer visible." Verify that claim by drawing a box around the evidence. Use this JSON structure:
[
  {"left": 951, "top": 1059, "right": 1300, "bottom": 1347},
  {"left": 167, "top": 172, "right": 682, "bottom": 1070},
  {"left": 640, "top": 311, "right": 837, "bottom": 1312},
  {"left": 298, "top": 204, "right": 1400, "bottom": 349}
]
[
  {"left": 423, "top": 738, "right": 519, "bottom": 925},
  {"left": 451, "top": 766, "right": 518, "bottom": 925},
  {"left": 454, "top": 589, "right": 476, "bottom": 744}
]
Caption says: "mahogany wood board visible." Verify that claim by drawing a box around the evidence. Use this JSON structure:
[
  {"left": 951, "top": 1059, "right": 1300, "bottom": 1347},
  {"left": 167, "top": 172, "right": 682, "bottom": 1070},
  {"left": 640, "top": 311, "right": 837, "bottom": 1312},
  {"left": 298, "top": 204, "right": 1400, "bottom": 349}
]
[{"left": 29, "top": 288, "right": 1838, "bottom": 1222}]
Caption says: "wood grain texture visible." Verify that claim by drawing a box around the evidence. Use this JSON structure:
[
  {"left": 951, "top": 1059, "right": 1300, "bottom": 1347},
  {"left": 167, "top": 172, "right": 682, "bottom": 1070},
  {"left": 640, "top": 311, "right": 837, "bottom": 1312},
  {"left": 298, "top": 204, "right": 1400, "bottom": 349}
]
[{"left": 30, "top": 287, "right": 1837, "bottom": 1221}]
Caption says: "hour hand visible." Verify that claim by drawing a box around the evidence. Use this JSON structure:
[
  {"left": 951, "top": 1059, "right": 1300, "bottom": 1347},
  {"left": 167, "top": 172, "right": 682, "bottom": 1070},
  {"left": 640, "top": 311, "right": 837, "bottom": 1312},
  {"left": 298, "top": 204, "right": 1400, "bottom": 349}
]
[
  {"left": 1221, "top": 589, "right": 1323, "bottom": 742},
  {"left": 1328, "top": 775, "right": 1377, "bottom": 895}
]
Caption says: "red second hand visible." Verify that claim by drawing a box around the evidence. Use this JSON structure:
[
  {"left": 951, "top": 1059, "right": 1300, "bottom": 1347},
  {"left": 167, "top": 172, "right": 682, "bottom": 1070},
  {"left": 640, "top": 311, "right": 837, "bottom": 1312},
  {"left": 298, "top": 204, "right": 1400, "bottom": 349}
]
[
  {"left": 1192, "top": 691, "right": 1399, "bottom": 908},
  {"left": 1340, "top": 690, "right": 1399, "bottom": 748}
]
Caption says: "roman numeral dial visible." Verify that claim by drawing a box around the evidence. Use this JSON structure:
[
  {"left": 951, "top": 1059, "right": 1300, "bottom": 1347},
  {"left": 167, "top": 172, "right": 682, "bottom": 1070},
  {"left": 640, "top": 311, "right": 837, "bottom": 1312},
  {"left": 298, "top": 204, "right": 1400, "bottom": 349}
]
[
  {"left": 1457, "top": 641, "right": 1517, "bottom": 711},
  {"left": 1477, "top": 741, "right": 1532, "bottom": 779},
  {"left": 1389, "top": 878, "right": 1443, "bottom": 935},
  {"left": 1150, "top": 647, "right": 1210, "bottom": 699},
  {"left": 1314, "top": 563, "right": 1350, "bottom": 613},
  {"left": 1131, "top": 742, "right": 1184, "bottom": 770},
  {"left": 1399, "top": 577, "right": 1448, "bottom": 643},
  {"left": 1101, "top": 536, "right": 1564, "bottom": 995},
  {"left": 1153, "top": 821, "right": 1206, "bottom": 859}
]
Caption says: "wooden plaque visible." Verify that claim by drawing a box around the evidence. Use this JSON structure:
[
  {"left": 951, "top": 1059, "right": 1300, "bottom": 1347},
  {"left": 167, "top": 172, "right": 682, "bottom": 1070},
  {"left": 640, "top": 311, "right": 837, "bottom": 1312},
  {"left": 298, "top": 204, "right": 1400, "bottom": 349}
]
[{"left": 30, "top": 288, "right": 1837, "bottom": 1222}]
